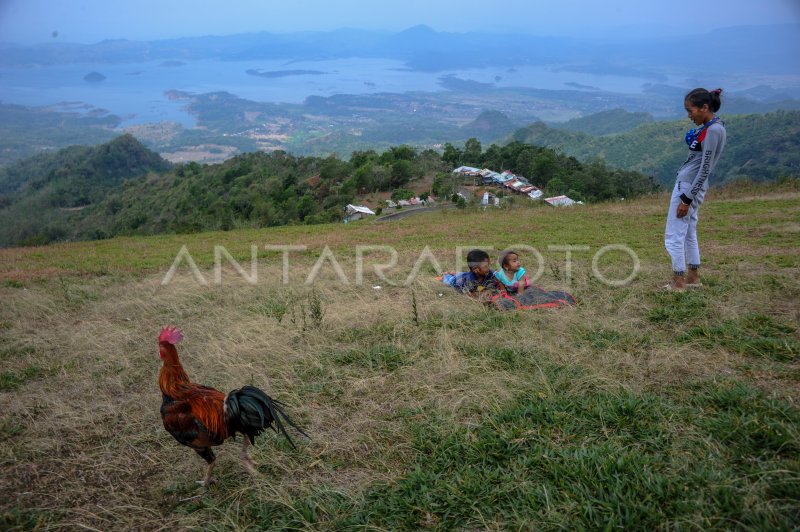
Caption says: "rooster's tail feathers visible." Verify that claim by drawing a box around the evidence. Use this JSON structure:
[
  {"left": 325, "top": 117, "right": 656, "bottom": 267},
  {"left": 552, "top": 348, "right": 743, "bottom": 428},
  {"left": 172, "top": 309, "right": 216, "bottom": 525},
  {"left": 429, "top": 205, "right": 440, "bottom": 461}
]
[{"left": 225, "top": 385, "right": 309, "bottom": 449}]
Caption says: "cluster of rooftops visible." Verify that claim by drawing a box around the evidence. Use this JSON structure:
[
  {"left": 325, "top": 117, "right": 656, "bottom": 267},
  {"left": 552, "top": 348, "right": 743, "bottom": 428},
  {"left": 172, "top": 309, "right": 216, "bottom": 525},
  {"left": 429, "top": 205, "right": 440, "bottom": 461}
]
[
  {"left": 344, "top": 165, "right": 581, "bottom": 222},
  {"left": 453, "top": 166, "right": 580, "bottom": 206}
]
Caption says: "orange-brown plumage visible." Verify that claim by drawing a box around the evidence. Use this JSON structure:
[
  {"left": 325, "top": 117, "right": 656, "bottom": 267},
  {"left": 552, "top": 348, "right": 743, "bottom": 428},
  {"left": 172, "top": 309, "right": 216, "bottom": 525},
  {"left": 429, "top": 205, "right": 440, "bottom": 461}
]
[
  {"left": 157, "top": 326, "right": 308, "bottom": 485},
  {"left": 186, "top": 387, "right": 228, "bottom": 440}
]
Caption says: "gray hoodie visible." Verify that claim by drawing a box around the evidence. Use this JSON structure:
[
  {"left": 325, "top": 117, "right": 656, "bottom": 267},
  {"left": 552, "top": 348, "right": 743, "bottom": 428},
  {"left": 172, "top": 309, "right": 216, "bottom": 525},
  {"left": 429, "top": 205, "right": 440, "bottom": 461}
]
[{"left": 676, "top": 120, "right": 726, "bottom": 205}]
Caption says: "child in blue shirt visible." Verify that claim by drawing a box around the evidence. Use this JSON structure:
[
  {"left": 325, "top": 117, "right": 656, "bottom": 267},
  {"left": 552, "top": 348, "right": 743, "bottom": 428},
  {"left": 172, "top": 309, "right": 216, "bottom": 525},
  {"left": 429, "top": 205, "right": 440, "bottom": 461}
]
[
  {"left": 494, "top": 249, "right": 530, "bottom": 294},
  {"left": 440, "top": 249, "right": 498, "bottom": 294}
]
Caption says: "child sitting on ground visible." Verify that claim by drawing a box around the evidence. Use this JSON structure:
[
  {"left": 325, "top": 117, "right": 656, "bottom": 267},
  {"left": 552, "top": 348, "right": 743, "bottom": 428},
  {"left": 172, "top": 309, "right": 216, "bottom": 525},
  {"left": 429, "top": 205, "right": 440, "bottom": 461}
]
[
  {"left": 494, "top": 249, "right": 530, "bottom": 294},
  {"left": 439, "top": 248, "right": 498, "bottom": 295}
]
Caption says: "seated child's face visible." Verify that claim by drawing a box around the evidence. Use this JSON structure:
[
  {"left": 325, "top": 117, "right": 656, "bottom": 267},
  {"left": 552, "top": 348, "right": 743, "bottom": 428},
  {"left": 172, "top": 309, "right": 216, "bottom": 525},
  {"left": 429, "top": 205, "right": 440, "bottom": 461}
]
[
  {"left": 470, "top": 259, "right": 491, "bottom": 278},
  {"left": 504, "top": 253, "right": 521, "bottom": 272}
]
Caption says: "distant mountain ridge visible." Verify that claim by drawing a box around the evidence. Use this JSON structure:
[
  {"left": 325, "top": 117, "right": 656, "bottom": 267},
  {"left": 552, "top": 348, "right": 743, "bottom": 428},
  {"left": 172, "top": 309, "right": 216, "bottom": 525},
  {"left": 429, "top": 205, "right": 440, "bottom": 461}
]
[
  {"left": 2, "top": 24, "right": 799, "bottom": 167},
  {"left": 2, "top": 24, "right": 798, "bottom": 76}
]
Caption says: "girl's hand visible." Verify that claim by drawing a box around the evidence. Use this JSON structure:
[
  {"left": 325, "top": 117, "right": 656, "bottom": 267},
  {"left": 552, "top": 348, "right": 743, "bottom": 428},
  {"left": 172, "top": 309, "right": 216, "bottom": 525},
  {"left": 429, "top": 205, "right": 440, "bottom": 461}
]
[{"left": 676, "top": 202, "right": 689, "bottom": 218}]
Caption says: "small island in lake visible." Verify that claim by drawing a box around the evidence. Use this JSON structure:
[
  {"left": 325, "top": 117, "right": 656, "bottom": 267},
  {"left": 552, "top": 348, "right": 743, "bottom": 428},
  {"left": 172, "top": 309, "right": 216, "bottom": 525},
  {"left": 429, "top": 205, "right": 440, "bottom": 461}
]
[
  {"left": 246, "top": 69, "right": 325, "bottom": 78},
  {"left": 565, "top": 81, "right": 600, "bottom": 91},
  {"left": 83, "top": 72, "right": 106, "bottom": 83}
]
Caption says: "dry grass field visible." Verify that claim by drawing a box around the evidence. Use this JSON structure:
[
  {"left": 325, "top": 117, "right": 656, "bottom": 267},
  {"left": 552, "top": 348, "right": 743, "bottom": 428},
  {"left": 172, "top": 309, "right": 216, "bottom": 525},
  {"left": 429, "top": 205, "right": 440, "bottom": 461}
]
[{"left": 1, "top": 181, "right": 798, "bottom": 529}]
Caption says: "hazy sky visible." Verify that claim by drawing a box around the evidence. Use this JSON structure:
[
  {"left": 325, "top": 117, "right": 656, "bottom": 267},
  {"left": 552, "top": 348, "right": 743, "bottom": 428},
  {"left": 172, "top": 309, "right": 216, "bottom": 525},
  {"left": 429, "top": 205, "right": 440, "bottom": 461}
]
[{"left": 1, "top": 0, "right": 799, "bottom": 44}]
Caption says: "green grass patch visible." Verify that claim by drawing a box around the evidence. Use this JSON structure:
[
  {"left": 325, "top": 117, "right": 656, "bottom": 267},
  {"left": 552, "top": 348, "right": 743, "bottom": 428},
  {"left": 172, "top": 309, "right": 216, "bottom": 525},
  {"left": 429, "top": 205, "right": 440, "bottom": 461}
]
[
  {"left": 56, "top": 279, "right": 100, "bottom": 308},
  {"left": 679, "top": 313, "right": 799, "bottom": 361},
  {"left": 0, "top": 344, "right": 35, "bottom": 360},
  {"left": 214, "top": 370, "right": 799, "bottom": 529},
  {"left": 0, "top": 365, "right": 42, "bottom": 391},
  {"left": 0, "top": 509, "right": 62, "bottom": 530},
  {"left": 249, "top": 299, "right": 290, "bottom": 323},
  {"left": 758, "top": 230, "right": 800, "bottom": 247},
  {"left": 330, "top": 344, "right": 411, "bottom": 371},
  {"left": 334, "top": 322, "right": 398, "bottom": 344},
  {"left": 462, "top": 345, "right": 537, "bottom": 370},
  {"left": 459, "top": 308, "right": 523, "bottom": 333},
  {"left": 767, "top": 255, "right": 799, "bottom": 268},
  {"left": 351, "top": 377, "right": 799, "bottom": 529},
  {"left": 647, "top": 290, "right": 708, "bottom": 324},
  {"left": 582, "top": 327, "right": 653, "bottom": 353},
  {"left": 276, "top": 359, "right": 348, "bottom": 410},
  {"left": 0, "top": 414, "right": 26, "bottom": 441},
  {"left": 687, "top": 380, "right": 800, "bottom": 460}
]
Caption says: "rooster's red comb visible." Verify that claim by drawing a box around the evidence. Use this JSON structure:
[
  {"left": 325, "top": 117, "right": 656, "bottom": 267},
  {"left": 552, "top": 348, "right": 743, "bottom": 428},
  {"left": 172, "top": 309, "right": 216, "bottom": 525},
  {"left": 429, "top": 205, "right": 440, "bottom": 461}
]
[{"left": 159, "top": 325, "right": 184, "bottom": 345}]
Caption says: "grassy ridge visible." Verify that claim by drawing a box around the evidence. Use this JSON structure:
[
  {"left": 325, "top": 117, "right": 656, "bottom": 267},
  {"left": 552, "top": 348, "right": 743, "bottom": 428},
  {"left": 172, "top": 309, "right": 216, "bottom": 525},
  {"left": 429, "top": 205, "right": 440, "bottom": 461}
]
[
  {"left": 1, "top": 181, "right": 798, "bottom": 529},
  {"left": 2, "top": 181, "right": 797, "bottom": 283}
]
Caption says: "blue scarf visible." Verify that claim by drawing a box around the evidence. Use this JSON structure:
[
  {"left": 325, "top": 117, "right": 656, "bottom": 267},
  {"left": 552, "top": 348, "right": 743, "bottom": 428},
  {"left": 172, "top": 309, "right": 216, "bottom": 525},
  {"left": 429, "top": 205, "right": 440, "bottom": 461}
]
[{"left": 685, "top": 116, "right": 720, "bottom": 147}]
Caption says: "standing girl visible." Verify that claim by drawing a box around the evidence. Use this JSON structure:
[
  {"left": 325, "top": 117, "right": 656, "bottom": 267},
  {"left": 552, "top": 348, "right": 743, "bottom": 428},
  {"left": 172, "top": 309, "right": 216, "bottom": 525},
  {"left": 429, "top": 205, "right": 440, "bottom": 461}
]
[{"left": 664, "top": 88, "right": 726, "bottom": 291}]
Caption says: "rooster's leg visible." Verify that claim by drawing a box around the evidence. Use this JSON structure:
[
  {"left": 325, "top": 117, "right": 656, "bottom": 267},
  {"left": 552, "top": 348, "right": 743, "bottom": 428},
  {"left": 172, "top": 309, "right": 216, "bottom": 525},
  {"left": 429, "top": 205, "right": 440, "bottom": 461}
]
[
  {"left": 240, "top": 434, "right": 257, "bottom": 474},
  {"left": 195, "top": 447, "right": 217, "bottom": 487}
]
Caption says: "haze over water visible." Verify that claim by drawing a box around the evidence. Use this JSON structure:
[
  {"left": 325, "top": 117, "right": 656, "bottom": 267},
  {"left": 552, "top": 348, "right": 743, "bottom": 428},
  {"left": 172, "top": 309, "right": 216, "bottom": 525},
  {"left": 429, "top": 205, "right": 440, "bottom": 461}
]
[
  {"left": 1, "top": 0, "right": 798, "bottom": 127},
  {"left": 0, "top": 56, "right": 733, "bottom": 127}
]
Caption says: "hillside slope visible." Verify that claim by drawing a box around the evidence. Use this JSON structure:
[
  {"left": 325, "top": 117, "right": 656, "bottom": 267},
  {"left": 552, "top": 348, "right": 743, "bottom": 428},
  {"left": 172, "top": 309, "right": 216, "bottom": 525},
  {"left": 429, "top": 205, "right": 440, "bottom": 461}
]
[
  {"left": 512, "top": 110, "right": 800, "bottom": 184},
  {"left": 0, "top": 134, "right": 171, "bottom": 245},
  {"left": 550, "top": 108, "right": 655, "bottom": 135},
  {"left": 0, "top": 181, "right": 798, "bottom": 529}
]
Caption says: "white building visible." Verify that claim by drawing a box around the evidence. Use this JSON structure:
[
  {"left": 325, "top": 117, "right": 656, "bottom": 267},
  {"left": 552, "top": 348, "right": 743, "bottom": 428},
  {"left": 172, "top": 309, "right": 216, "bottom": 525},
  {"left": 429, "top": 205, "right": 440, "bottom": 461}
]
[
  {"left": 544, "top": 195, "right": 577, "bottom": 207},
  {"left": 344, "top": 204, "right": 376, "bottom": 222}
]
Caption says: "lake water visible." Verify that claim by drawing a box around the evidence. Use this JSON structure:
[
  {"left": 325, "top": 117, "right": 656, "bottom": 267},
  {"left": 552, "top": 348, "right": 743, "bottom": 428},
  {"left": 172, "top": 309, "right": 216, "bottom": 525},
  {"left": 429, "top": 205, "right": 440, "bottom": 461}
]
[{"left": 0, "top": 57, "right": 685, "bottom": 127}]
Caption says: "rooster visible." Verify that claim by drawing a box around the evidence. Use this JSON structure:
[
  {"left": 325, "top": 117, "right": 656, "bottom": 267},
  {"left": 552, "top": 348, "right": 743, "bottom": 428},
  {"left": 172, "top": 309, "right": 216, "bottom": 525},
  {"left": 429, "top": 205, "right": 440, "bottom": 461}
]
[{"left": 157, "top": 326, "right": 308, "bottom": 486}]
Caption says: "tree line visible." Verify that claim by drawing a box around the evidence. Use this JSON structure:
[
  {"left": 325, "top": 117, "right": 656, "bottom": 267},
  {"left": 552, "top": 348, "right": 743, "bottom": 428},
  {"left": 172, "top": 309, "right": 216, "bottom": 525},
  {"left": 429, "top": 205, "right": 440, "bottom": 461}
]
[{"left": 0, "top": 134, "right": 660, "bottom": 247}]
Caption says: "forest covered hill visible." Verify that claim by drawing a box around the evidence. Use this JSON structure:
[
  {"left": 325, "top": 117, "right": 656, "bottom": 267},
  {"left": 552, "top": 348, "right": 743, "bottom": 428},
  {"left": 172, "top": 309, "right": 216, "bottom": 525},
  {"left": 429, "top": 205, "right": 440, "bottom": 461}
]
[
  {"left": 550, "top": 109, "right": 655, "bottom": 136},
  {"left": 0, "top": 135, "right": 171, "bottom": 245},
  {"left": 0, "top": 135, "right": 657, "bottom": 247}
]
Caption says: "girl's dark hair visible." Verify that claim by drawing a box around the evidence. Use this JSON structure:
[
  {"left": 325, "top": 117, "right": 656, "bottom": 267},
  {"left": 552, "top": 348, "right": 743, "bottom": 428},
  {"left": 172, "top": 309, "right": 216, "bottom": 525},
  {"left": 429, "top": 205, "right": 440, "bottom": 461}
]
[
  {"left": 499, "top": 249, "right": 518, "bottom": 268},
  {"left": 685, "top": 87, "right": 723, "bottom": 112}
]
